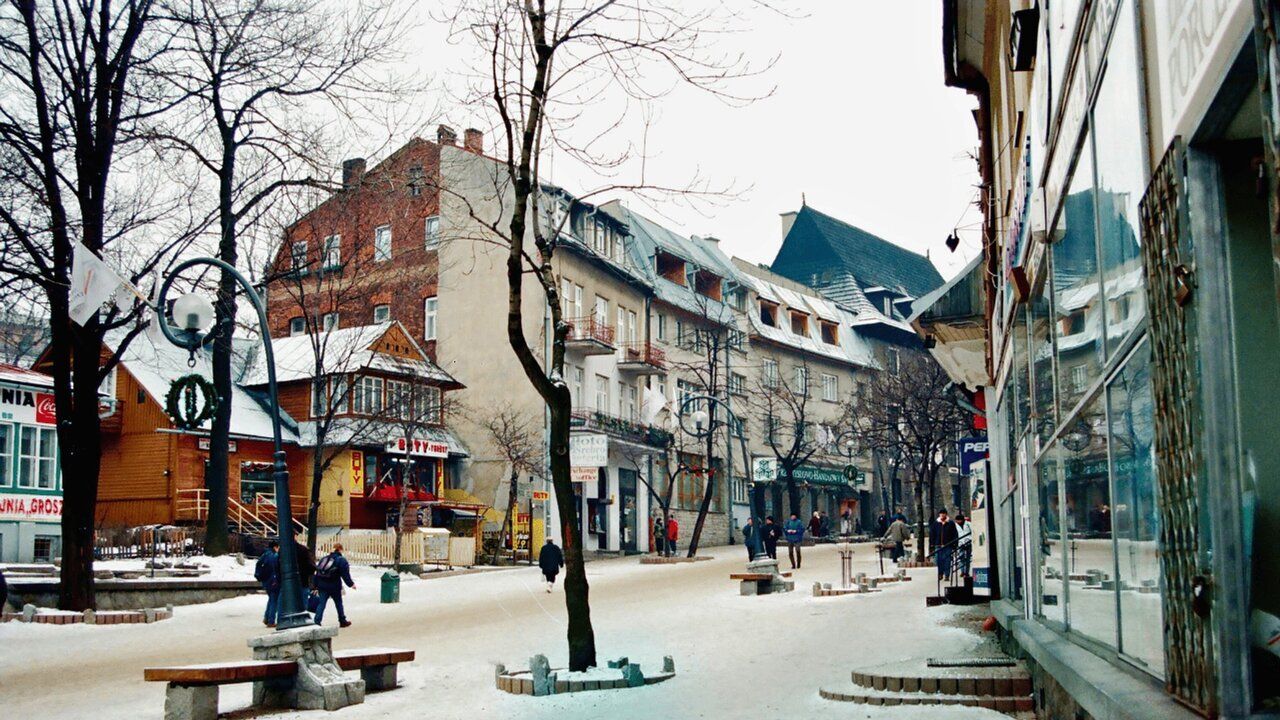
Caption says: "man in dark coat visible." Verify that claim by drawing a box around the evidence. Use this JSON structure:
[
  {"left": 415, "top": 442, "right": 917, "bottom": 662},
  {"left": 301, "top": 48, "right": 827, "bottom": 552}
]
[
  {"left": 742, "top": 517, "right": 757, "bottom": 561},
  {"left": 254, "top": 540, "right": 281, "bottom": 627},
  {"left": 539, "top": 538, "right": 565, "bottom": 593},
  {"left": 762, "top": 516, "right": 782, "bottom": 560},
  {"left": 313, "top": 543, "right": 356, "bottom": 627},
  {"left": 875, "top": 513, "right": 889, "bottom": 538},
  {"left": 933, "top": 510, "right": 959, "bottom": 579}
]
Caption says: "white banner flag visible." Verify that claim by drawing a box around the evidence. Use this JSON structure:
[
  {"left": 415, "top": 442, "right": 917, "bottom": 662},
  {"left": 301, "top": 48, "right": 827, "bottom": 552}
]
[
  {"left": 641, "top": 385, "right": 667, "bottom": 425},
  {"left": 69, "top": 243, "right": 126, "bottom": 325}
]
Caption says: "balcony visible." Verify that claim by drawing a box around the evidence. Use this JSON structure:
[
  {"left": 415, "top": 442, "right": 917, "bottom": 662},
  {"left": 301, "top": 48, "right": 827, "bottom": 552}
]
[
  {"left": 564, "top": 316, "right": 616, "bottom": 355},
  {"left": 617, "top": 341, "right": 666, "bottom": 375},
  {"left": 570, "top": 407, "right": 671, "bottom": 448}
]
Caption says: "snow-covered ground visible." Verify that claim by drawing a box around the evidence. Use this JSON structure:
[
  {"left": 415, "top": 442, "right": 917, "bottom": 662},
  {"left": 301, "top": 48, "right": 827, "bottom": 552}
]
[{"left": 0, "top": 544, "right": 1006, "bottom": 719}]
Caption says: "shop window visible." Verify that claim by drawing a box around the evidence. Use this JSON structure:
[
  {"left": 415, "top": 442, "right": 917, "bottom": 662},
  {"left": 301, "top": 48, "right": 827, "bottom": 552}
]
[
  {"left": 1060, "top": 393, "right": 1115, "bottom": 649},
  {"left": 1034, "top": 445, "right": 1066, "bottom": 626},
  {"left": 1052, "top": 132, "right": 1104, "bottom": 413},
  {"left": 289, "top": 317, "right": 305, "bottom": 336},
  {"left": 1107, "top": 340, "right": 1163, "bottom": 675},
  {"left": 0, "top": 423, "right": 10, "bottom": 487},
  {"left": 1031, "top": 289, "right": 1057, "bottom": 446},
  {"left": 32, "top": 535, "right": 59, "bottom": 563},
  {"left": 240, "top": 463, "right": 275, "bottom": 505},
  {"left": 17, "top": 425, "right": 56, "bottom": 489},
  {"left": 374, "top": 225, "right": 392, "bottom": 262}
]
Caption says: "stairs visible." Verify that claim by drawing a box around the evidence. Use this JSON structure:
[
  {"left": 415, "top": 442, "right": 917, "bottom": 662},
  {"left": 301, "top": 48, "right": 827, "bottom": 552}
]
[{"left": 819, "top": 657, "right": 1034, "bottom": 716}]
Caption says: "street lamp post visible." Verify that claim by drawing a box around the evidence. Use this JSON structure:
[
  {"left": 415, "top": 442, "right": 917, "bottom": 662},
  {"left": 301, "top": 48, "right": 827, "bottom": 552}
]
[
  {"left": 156, "top": 257, "right": 311, "bottom": 631},
  {"left": 677, "top": 393, "right": 764, "bottom": 561}
]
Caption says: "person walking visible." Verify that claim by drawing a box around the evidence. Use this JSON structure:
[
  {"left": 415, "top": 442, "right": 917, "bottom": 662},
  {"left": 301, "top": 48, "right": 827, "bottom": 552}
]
[
  {"left": 933, "top": 510, "right": 959, "bottom": 579},
  {"left": 807, "top": 511, "right": 822, "bottom": 540},
  {"left": 742, "top": 517, "right": 757, "bottom": 561},
  {"left": 882, "top": 514, "right": 910, "bottom": 562},
  {"left": 539, "top": 537, "right": 565, "bottom": 592},
  {"left": 819, "top": 511, "right": 831, "bottom": 539},
  {"left": 840, "top": 509, "right": 852, "bottom": 537},
  {"left": 955, "top": 513, "right": 973, "bottom": 576},
  {"left": 762, "top": 516, "right": 782, "bottom": 560},
  {"left": 666, "top": 515, "right": 679, "bottom": 556},
  {"left": 875, "top": 512, "right": 888, "bottom": 538},
  {"left": 254, "top": 540, "right": 281, "bottom": 627},
  {"left": 313, "top": 543, "right": 356, "bottom": 628},
  {"left": 652, "top": 514, "right": 664, "bottom": 554},
  {"left": 784, "top": 513, "right": 806, "bottom": 569}
]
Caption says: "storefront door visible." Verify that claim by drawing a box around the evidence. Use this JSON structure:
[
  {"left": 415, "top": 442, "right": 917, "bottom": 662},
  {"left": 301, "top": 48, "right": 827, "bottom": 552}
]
[{"left": 619, "top": 469, "right": 638, "bottom": 554}]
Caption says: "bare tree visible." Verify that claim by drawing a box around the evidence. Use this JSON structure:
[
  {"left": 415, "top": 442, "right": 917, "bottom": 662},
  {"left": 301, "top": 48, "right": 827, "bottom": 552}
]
[
  {"left": 0, "top": 0, "right": 206, "bottom": 609},
  {"left": 476, "top": 405, "right": 541, "bottom": 564},
  {"left": 443, "top": 1, "right": 774, "bottom": 670},
  {"left": 748, "top": 356, "right": 822, "bottom": 518},
  {"left": 147, "top": 0, "right": 407, "bottom": 554},
  {"left": 844, "top": 352, "right": 968, "bottom": 557}
]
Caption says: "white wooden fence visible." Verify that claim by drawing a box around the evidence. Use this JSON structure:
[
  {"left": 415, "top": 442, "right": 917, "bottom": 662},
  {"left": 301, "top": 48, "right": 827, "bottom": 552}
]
[{"left": 313, "top": 529, "right": 476, "bottom": 568}]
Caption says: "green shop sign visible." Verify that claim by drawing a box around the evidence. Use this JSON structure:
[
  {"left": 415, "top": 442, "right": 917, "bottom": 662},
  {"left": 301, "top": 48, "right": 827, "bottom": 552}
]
[{"left": 752, "top": 458, "right": 862, "bottom": 487}]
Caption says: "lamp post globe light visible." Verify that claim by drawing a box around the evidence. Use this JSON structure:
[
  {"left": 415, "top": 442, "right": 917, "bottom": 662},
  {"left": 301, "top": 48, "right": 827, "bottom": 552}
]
[
  {"left": 156, "top": 257, "right": 312, "bottom": 631},
  {"left": 676, "top": 393, "right": 764, "bottom": 561}
]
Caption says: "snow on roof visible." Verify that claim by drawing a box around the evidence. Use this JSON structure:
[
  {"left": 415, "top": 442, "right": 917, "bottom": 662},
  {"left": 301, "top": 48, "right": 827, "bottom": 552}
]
[
  {"left": 239, "top": 322, "right": 458, "bottom": 387},
  {"left": 0, "top": 363, "right": 53, "bottom": 389},
  {"left": 736, "top": 269, "right": 878, "bottom": 369},
  {"left": 108, "top": 332, "right": 298, "bottom": 442},
  {"left": 297, "top": 418, "right": 470, "bottom": 456}
]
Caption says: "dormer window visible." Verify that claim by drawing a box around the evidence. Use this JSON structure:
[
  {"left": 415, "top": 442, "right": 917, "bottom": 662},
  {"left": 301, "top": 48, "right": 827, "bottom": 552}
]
[
  {"left": 820, "top": 320, "right": 839, "bottom": 345},
  {"left": 882, "top": 296, "right": 894, "bottom": 317},
  {"left": 694, "top": 270, "right": 722, "bottom": 301},
  {"left": 789, "top": 310, "right": 809, "bottom": 337},
  {"left": 656, "top": 251, "right": 686, "bottom": 286},
  {"left": 759, "top": 300, "right": 778, "bottom": 327}
]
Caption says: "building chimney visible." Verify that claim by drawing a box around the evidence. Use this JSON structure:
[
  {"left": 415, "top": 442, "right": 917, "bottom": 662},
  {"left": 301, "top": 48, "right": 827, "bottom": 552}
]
[
  {"left": 437, "top": 125, "right": 458, "bottom": 146},
  {"left": 342, "top": 158, "right": 366, "bottom": 190},
  {"left": 703, "top": 235, "right": 721, "bottom": 244},
  {"left": 463, "top": 128, "right": 484, "bottom": 154},
  {"left": 780, "top": 210, "right": 798, "bottom": 240}
]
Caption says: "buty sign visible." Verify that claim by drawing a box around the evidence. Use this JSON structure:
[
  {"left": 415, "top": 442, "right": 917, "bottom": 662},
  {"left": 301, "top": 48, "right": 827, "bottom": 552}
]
[{"left": 386, "top": 437, "right": 449, "bottom": 458}]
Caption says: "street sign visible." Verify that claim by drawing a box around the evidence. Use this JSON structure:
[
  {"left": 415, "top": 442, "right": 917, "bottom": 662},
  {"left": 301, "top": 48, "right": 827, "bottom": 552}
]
[{"left": 532, "top": 490, "right": 549, "bottom": 501}]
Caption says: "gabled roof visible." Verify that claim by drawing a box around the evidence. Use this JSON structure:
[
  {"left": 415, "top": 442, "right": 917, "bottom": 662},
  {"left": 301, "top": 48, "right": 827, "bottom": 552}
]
[
  {"left": 240, "top": 322, "right": 460, "bottom": 388},
  {"left": 106, "top": 332, "right": 300, "bottom": 443},
  {"left": 772, "top": 205, "right": 943, "bottom": 299},
  {"left": 735, "top": 267, "right": 879, "bottom": 369}
]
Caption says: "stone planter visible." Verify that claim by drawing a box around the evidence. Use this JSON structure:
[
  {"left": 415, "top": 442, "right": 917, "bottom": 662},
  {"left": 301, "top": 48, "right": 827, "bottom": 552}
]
[{"left": 496, "top": 655, "right": 676, "bottom": 696}]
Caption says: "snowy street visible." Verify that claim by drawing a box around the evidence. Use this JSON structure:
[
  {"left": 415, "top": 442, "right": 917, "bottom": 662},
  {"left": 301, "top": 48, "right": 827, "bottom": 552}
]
[{"left": 1, "top": 544, "right": 1005, "bottom": 719}]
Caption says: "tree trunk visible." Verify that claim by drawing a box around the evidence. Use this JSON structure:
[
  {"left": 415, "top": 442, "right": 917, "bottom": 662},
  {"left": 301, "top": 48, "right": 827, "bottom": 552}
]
[
  {"left": 686, "top": 431, "right": 717, "bottom": 556},
  {"left": 306, "top": 444, "right": 325, "bottom": 553},
  {"left": 206, "top": 165, "right": 238, "bottom": 556},
  {"left": 56, "top": 321, "right": 105, "bottom": 610},
  {"left": 548, "top": 398, "right": 597, "bottom": 670},
  {"left": 914, "top": 467, "right": 927, "bottom": 558},
  {"left": 493, "top": 468, "right": 518, "bottom": 565},
  {"left": 785, "top": 470, "right": 802, "bottom": 518}
]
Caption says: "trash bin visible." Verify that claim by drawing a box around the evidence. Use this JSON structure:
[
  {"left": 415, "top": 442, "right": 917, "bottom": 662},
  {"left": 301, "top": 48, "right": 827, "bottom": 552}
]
[{"left": 380, "top": 571, "right": 400, "bottom": 604}]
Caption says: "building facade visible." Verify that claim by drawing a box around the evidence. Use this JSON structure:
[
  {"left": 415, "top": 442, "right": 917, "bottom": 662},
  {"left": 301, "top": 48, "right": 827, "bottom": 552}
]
[
  {"left": 0, "top": 364, "right": 61, "bottom": 563},
  {"left": 921, "top": 1, "right": 1280, "bottom": 717}
]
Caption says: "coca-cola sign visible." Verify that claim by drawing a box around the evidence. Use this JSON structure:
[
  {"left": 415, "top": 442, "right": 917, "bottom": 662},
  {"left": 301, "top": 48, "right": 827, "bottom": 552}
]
[{"left": 0, "top": 384, "right": 57, "bottom": 426}]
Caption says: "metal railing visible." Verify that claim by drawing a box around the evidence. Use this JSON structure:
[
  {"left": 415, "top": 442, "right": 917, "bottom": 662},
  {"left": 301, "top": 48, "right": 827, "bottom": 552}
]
[
  {"left": 618, "top": 341, "right": 666, "bottom": 369},
  {"left": 927, "top": 536, "right": 973, "bottom": 599},
  {"left": 570, "top": 406, "right": 672, "bottom": 447},
  {"left": 175, "top": 488, "right": 307, "bottom": 538},
  {"left": 565, "top": 316, "right": 615, "bottom": 346}
]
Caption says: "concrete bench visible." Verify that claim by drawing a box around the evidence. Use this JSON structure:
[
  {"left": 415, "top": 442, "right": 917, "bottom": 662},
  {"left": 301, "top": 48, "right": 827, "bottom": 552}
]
[{"left": 145, "top": 648, "right": 414, "bottom": 720}]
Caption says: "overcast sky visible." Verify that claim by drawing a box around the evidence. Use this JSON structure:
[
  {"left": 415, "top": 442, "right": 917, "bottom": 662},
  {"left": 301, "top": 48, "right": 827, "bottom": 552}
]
[{"left": 413, "top": 2, "right": 981, "bottom": 281}]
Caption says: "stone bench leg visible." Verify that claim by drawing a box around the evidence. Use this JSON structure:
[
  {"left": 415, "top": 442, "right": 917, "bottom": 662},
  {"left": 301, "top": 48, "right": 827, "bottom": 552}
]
[
  {"left": 361, "top": 663, "right": 398, "bottom": 691},
  {"left": 165, "top": 684, "right": 218, "bottom": 720}
]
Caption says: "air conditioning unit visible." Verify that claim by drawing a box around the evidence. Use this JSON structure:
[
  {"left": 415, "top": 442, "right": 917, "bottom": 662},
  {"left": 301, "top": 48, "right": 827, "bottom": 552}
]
[{"left": 1009, "top": 8, "right": 1040, "bottom": 72}]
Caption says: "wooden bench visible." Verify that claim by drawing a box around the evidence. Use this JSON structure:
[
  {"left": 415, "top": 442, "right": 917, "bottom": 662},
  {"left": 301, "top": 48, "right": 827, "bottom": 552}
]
[
  {"left": 144, "top": 648, "right": 414, "bottom": 720},
  {"left": 729, "top": 571, "right": 792, "bottom": 596}
]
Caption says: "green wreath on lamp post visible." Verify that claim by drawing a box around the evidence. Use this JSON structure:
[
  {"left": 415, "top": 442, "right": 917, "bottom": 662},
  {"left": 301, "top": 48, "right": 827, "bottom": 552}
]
[{"left": 165, "top": 373, "right": 219, "bottom": 430}]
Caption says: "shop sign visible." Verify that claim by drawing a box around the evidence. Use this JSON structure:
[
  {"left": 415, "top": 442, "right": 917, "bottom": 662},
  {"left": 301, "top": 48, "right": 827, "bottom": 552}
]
[
  {"left": 0, "top": 385, "right": 56, "bottom": 426},
  {"left": 349, "top": 451, "right": 364, "bottom": 497},
  {"left": 570, "top": 466, "right": 598, "bottom": 483},
  {"left": 1151, "top": 0, "right": 1252, "bottom": 146},
  {"left": 958, "top": 436, "right": 990, "bottom": 475},
  {"left": 532, "top": 490, "right": 549, "bottom": 501},
  {"left": 752, "top": 457, "right": 777, "bottom": 483},
  {"left": 385, "top": 437, "right": 449, "bottom": 458},
  {"left": 787, "top": 464, "right": 850, "bottom": 487},
  {"left": 197, "top": 437, "right": 237, "bottom": 452},
  {"left": 0, "top": 493, "right": 62, "bottom": 522},
  {"left": 569, "top": 433, "right": 608, "bottom": 467}
]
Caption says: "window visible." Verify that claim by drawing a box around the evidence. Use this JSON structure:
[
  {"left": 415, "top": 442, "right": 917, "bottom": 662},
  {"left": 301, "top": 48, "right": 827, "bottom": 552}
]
[
  {"left": 571, "top": 366, "right": 584, "bottom": 404},
  {"left": 729, "top": 414, "right": 745, "bottom": 438},
  {"left": 763, "top": 358, "right": 778, "bottom": 388},
  {"left": 675, "top": 320, "right": 685, "bottom": 347},
  {"left": 789, "top": 310, "right": 809, "bottom": 336},
  {"left": 759, "top": 300, "right": 778, "bottom": 327},
  {"left": 32, "top": 535, "right": 59, "bottom": 563},
  {"left": 885, "top": 348, "right": 900, "bottom": 375},
  {"left": 593, "top": 296, "right": 609, "bottom": 326},
  {"left": 794, "top": 366, "right": 809, "bottom": 394},
  {"left": 386, "top": 380, "right": 409, "bottom": 419},
  {"left": 422, "top": 386, "right": 442, "bottom": 424},
  {"left": 0, "top": 424, "right": 10, "bottom": 487},
  {"left": 373, "top": 305, "right": 391, "bottom": 323},
  {"left": 289, "top": 317, "right": 305, "bottom": 336},
  {"left": 727, "top": 329, "right": 745, "bottom": 351},
  {"left": 623, "top": 383, "right": 638, "bottom": 420},
  {"left": 820, "top": 320, "right": 839, "bottom": 345},
  {"left": 627, "top": 310, "right": 638, "bottom": 344},
  {"left": 1070, "top": 364, "right": 1088, "bottom": 393},
  {"left": 882, "top": 296, "right": 894, "bottom": 316},
  {"left": 322, "top": 313, "right": 339, "bottom": 332},
  {"left": 765, "top": 415, "right": 780, "bottom": 444},
  {"left": 291, "top": 241, "right": 307, "bottom": 270},
  {"left": 821, "top": 373, "right": 838, "bottom": 402},
  {"left": 655, "top": 313, "right": 667, "bottom": 341},
  {"left": 729, "top": 372, "right": 746, "bottom": 395},
  {"left": 408, "top": 165, "right": 424, "bottom": 196},
  {"left": 17, "top": 426, "right": 57, "bottom": 490},
  {"left": 595, "top": 374, "right": 610, "bottom": 412},
  {"left": 374, "top": 225, "right": 392, "bottom": 262},
  {"left": 424, "top": 297, "right": 438, "bottom": 341},
  {"left": 728, "top": 288, "right": 746, "bottom": 311},
  {"left": 330, "top": 376, "right": 349, "bottom": 415},
  {"left": 677, "top": 379, "right": 700, "bottom": 416},
  {"left": 424, "top": 215, "right": 441, "bottom": 248},
  {"left": 323, "top": 235, "right": 341, "bottom": 268},
  {"left": 353, "top": 376, "right": 384, "bottom": 415}
]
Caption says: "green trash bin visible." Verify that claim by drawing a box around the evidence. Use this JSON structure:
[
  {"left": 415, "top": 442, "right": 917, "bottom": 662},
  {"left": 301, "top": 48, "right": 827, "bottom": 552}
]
[{"left": 380, "top": 571, "right": 400, "bottom": 604}]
